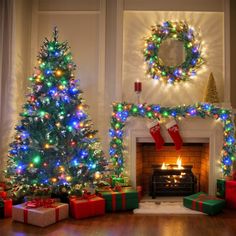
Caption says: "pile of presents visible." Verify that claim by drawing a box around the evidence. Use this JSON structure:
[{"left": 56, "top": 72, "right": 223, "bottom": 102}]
[
  {"left": 0, "top": 177, "right": 141, "bottom": 227},
  {"left": 183, "top": 178, "right": 236, "bottom": 215},
  {"left": 2, "top": 176, "right": 236, "bottom": 227}
]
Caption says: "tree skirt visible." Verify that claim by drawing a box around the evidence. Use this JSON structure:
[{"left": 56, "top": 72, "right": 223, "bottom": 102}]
[{"left": 133, "top": 201, "right": 205, "bottom": 215}]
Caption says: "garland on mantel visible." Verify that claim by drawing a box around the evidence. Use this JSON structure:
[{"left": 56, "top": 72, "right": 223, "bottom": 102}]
[{"left": 109, "top": 102, "right": 235, "bottom": 176}]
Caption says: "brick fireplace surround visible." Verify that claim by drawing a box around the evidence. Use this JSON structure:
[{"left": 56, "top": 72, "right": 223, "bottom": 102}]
[
  {"left": 124, "top": 117, "right": 224, "bottom": 195},
  {"left": 136, "top": 143, "right": 209, "bottom": 195}
]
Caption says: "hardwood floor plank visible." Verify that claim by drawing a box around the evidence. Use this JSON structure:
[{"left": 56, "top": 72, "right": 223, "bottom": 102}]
[{"left": 1, "top": 210, "right": 236, "bottom": 236}]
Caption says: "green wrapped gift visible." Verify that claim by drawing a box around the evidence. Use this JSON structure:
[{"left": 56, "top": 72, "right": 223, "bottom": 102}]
[
  {"left": 183, "top": 192, "right": 225, "bottom": 215},
  {"left": 216, "top": 179, "right": 226, "bottom": 198},
  {"left": 111, "top": 176, "right": 130, "bottom": 187},
  {"left": 97, "top": 188, "right": 139, "bottom": 212}
]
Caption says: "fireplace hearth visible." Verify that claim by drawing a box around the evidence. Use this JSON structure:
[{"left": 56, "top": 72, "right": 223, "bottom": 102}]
[{"left": 151, "top": 164, "right": 196, "bottom": 198}]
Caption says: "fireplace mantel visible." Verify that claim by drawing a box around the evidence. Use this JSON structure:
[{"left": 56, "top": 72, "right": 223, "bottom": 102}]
[{"left": 124, "top": 117, "right": 224, "bottom": 195}]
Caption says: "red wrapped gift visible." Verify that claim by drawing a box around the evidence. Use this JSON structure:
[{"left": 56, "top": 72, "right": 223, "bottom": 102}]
[
  {"left": 70, "top": 196, "right": 105, "bottom": 219},
  {"left": 0, "top": 198, "right": 12, "bottom": 218},
  {"left": 226, "top": 180, "right": 236, "bottom": 209},
  {"left": 0, "top": 191, "right": 7, "bottom": 199}
]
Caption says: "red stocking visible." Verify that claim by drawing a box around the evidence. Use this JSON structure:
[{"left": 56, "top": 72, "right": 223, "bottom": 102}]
[
  {"left": 147, "top": 121, "right": 165, "bottom": 150},
  {"left": 166, "top": 119, "right": 183, "bottom": 150}
]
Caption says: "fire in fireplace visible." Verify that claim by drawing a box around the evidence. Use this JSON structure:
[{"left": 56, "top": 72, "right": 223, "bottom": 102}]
[{"left": 151, "top": 157, "right": 196, "bottom": 198}]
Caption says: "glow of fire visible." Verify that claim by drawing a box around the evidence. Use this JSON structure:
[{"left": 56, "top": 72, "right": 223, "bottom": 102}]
[
  {"left": 161, "top": 162, "right": 167, "bottom": 169},
  {"left": 176, "top": 157, "right": 183, "bottom": 169}
]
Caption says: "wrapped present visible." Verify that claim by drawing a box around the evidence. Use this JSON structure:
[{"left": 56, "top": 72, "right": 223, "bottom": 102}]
[
  {"left": 12, "top": 201, "right": 68, "bottom": 227},
  {"left": 183, "top": 192, "right": 225, "bottom": 215},
  {"left": 111, "top": 176, "right": 130, "bottom": 187},
  {"left": 0, "top": 191, "right": 7, "bottom": 199},
  {"left": 216, "top": 179, "right": 226, "bottom": 198},
  {"left": 97, "top": 187, "right": 139, "bottom": 212},
  {"left": 226, "top": 180, "right": 236, "bottom": 209},
  {"left": 0, "top": 198, "right": 12, "bottom": 218},
  {"left": 69, "top": 195, "right": 105, "bottom": 219}
]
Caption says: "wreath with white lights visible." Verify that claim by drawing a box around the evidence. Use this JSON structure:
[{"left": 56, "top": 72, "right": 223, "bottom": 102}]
[{"left": 143, "top": 21, "right": 205, "bottom": 84}]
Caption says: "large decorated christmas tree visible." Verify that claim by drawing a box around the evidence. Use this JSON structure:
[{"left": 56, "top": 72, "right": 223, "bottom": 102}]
[{"left": 4, "top": 28, "right": 107, "bottom": 198}]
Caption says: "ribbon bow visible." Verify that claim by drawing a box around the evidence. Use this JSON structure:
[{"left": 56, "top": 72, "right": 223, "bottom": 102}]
[{"left": 25, "top": 198, "right": 56, "bottom": 208}]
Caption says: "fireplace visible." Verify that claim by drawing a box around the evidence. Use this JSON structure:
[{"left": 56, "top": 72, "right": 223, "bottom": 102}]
[
  {"left": 137, "top": 143, "right": 208, "bottom": 196},
  {"left": 124, "top": 117, "right": 223, "bottom": 195}
]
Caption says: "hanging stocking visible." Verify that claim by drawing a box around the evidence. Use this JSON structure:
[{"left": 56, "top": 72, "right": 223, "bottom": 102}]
[
  {"left": 166, "top": 119, "right": 183, "bottom": 150},
  {"left": 147, "top": 120, "right": 165, "bottom": 150}
]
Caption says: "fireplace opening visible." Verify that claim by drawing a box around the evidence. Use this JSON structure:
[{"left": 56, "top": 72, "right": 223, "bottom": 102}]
[{"left": 136, "top": 143, "right": 209, "bottom": 197}]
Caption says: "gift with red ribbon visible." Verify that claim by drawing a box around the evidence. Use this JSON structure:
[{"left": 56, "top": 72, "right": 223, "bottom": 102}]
[
  {"left": 12, "top": 201, "right": 68, "bottom": 227},
  {"left": 183, "top": 192, "right": 225, "bottom": 215},
  {"left": 97, "top": 187, "right": 139, "bottom": 212},
  {"left": 69, "top": 194, "right": 105, "bottom": 219}
]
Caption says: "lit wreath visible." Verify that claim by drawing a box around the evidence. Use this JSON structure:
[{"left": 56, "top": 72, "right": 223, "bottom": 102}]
[{"left": 143, "top": 21, "right": 205, "bottom": 84}]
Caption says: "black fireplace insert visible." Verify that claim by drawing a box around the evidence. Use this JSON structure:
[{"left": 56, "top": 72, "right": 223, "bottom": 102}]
[{"left": 151, "top": 164, "right": 196, "bottom": 198}]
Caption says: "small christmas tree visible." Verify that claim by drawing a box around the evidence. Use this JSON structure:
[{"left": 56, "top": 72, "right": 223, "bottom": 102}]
[
  {"left": 4, "top": 28, "right": 107, "bottom": 198},
  {"left": 203, "top": 72, "right": 220, "bottom": 103}
]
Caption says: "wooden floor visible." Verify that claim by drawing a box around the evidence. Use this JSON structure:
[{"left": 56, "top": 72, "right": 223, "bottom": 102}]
[{"left": 1, "top": 209, "right": 236, "bottom": 236}]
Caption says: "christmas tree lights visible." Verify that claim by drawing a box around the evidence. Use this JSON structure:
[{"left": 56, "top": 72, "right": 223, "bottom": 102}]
[
  {"left": 5, "top": 28, "right": 107, "bottom": 197},
  {"left": 109, "top": 102, "right": 235, "bottom": 176},
  {"left": 143, "top": 21, "right": 205, "bottom": 84}
]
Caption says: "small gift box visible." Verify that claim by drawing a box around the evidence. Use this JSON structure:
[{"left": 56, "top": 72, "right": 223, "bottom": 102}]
[
  {"left": 216, "top": 179, "right": 226, "bottom": 199},
  {"left": 183, "top": 192, "right": 225, "bottom": 215},
  {"left": 70, "top": 195, "right": 105, "bottom": 219},
  {"left": 12, "top": 200, "right": 68, "bottom": 227},
  {"left": 97, "top": 187, "right": 139, "bottom": 212},
  {"left": 226, "top": 180, "right": 236, "bottom": 209},
  {"left": 111, "top": 176, "right": 130, "bottom": 187},
  {"left": 0, "top": 191, "right": 7, "bottom": 199},
  {"left": 0, "top": 198, "right": 12, "bottom": 218}
]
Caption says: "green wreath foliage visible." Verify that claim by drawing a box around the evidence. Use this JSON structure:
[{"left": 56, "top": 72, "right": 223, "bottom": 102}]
[{"left": 143, "top": 21, "right": 205, "bottom": 84}]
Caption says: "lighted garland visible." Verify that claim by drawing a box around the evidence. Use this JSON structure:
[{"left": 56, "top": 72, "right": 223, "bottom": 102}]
[
  {"left": 143, "top": 21, "right": 205, "bottom": 84},
  {"left": 109, "top": 102, "right": 235, "bottom": 176}
]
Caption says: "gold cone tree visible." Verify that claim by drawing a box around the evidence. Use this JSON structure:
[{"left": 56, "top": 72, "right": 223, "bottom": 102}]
[{"left": 203, "top": 72, "right": 220, "bottom": 103}]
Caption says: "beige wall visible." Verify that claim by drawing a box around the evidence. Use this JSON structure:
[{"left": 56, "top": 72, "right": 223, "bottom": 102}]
[{"left": 230, "top": 0, "right": 236, "bottom": 109}]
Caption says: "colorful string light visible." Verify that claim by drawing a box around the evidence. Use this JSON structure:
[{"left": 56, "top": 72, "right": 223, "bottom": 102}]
[
  {"left": 5, "top": 28, "right": 107, "bottom": 197},
  {"left": 143, "top": 21, "right": 205, "bottom": 84},
  {"left": 109, "top": 102, "right": 235, "bottom": 176}
]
